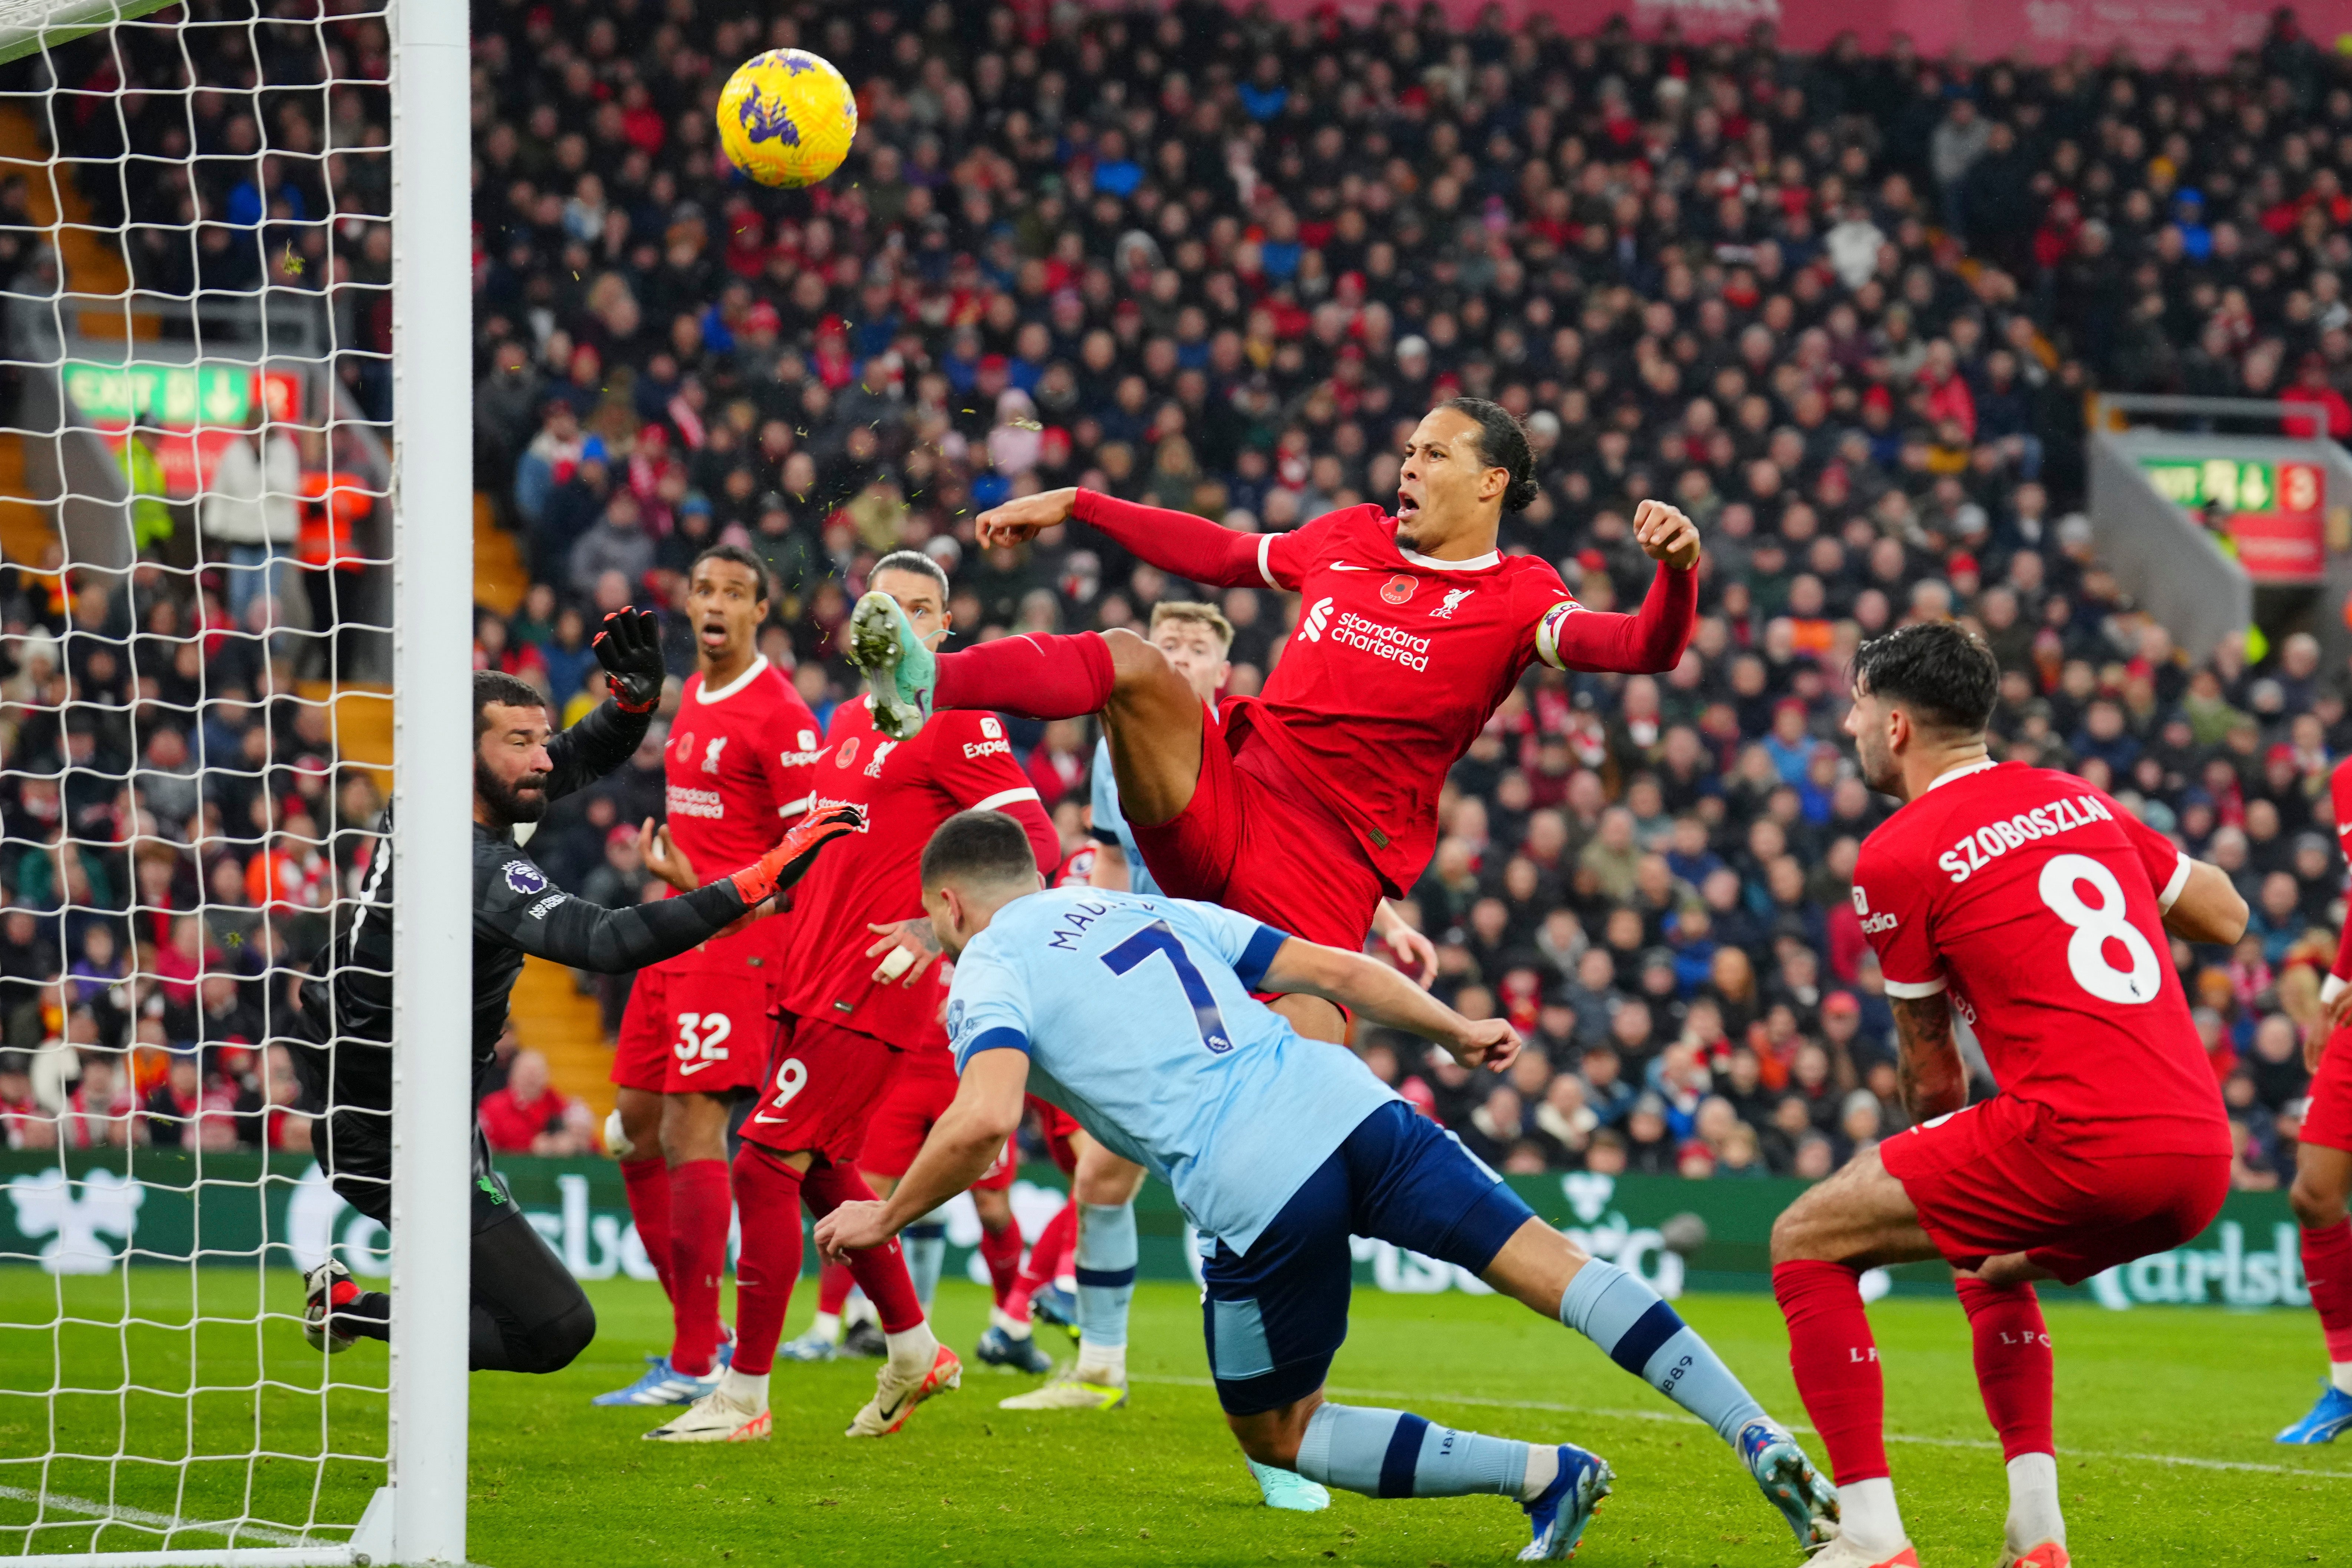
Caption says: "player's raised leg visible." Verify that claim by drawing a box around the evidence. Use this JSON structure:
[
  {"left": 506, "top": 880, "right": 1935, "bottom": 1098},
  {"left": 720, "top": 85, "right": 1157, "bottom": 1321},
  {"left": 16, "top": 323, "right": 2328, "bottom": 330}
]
[
  {"left": 2281, "top": 1133, "right": 2352, "bottom": 1442},
  {"left": 1769, "top": 1146, "right": 1944, "bottom": 1566}
]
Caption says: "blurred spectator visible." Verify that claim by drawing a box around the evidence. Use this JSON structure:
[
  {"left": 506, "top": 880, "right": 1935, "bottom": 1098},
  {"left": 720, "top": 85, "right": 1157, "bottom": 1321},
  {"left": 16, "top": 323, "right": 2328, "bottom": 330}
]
[
  {"left": 478, "top": 1049, "right": 593, "bottom": 1156},
  {"left": 11, "top": 1, "right": 2352, "bottom": 1191}
]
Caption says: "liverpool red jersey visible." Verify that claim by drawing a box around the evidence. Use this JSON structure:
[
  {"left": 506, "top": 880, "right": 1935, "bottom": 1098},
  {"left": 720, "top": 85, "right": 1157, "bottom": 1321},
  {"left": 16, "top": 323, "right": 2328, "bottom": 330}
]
[
  {"left": 778, "top": 697, "right": 1060, "bottom": 1049},
  {"left": 2330, "top": 756, "right": 2352, "bottom": 989},
  {"left": 1236, "top": 503, "right": 1676, "bottom": 894},
  {"left": 1852, "top": 759, "right": 2227, "bottom": 1155},
  {"left": 650, "top": 657, "right": 823, "bottom": 969}
]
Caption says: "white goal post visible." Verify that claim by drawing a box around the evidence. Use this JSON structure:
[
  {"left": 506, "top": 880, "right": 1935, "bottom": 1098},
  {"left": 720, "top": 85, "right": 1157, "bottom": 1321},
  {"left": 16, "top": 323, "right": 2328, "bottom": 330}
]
[{"left": 0, "top": 0, "right": 474, "bottom": 1561}]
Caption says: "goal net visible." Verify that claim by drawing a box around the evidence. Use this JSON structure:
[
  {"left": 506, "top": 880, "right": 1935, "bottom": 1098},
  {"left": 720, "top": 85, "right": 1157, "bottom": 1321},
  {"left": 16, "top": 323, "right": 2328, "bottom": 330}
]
[{"left": 0, "top": 0, "right": 471, "bottom": 1563}]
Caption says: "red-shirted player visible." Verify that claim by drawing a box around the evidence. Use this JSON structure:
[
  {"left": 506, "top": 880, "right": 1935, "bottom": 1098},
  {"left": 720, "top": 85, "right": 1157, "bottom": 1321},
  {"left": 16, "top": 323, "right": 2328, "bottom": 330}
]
[
  {"left": 595, "top": 545, "right": 827, "bottom": 1409},
  {"left": 644, "top": 550, "right": 1060, "bottom": 1445},
  {"left": 2278, "top": 755, "right": 2352, "bottom": 1444},
  {"left": 842, "top": 398, "right": 1698, "bottom": 1046},
  {"left": 1771, "top": 622, "right": 2249, "bottom": 1568}
]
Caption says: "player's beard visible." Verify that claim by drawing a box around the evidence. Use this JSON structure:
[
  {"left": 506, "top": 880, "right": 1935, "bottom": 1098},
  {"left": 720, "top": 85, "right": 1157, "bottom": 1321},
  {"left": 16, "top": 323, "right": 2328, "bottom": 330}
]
[
  {"left": 475, "top": 758, "right": 550, "bottom": 827},
  {"left": 1854, "top": 730, "right": 1900, "bottom": 797}
]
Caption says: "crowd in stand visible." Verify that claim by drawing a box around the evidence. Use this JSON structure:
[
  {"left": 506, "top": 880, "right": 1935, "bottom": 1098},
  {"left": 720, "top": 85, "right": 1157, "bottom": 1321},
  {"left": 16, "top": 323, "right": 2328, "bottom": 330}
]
[{"left": 7, "top": 2, "right": 2352, "bottom": 1188}]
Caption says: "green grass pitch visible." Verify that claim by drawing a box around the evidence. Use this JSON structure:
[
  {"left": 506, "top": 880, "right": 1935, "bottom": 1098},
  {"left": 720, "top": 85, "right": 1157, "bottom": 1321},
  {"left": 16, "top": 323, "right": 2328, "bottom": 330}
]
[{"left": 3, "top": 1270, "right": 2348, "bottom": 1564}]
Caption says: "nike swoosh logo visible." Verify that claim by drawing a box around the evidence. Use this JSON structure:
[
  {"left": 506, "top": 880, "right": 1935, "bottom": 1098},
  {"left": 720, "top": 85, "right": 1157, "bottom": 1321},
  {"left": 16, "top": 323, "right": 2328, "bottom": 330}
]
[
  {"left": 1327, "top": 562, "right": 1371, "bottom": 571},
  {"left": 750, "top": 1109, "right": 791, "bottom": 1124},
  {"left": 676, "top": 1059, "right": 720, "bottom": 1075},
  {"left": 877, "top": 1391, "right": 909, "bottom": 1422}
]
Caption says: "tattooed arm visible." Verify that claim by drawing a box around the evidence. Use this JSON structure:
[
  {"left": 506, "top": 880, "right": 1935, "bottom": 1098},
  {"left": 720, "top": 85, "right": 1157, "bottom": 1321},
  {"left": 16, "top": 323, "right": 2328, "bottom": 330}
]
[{"left": 1891, "top": 991, "right": 1969, "bottom": 1123}]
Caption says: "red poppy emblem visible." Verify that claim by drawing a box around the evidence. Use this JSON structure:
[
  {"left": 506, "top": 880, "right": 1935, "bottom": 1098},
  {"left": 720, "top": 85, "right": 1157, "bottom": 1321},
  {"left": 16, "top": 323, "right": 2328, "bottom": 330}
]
[
  {"left": 835, "top": 736, "right": 860, "bottom": 768},
  {"left": 1381, "top": 574, "right": 1416, "bottom": 605}
]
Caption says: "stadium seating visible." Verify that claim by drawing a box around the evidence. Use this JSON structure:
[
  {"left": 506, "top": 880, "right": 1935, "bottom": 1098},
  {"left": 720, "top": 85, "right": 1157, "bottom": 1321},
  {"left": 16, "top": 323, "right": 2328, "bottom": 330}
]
[{"left": 1, "top": 2, "right": 2343, "bottom": 1195}]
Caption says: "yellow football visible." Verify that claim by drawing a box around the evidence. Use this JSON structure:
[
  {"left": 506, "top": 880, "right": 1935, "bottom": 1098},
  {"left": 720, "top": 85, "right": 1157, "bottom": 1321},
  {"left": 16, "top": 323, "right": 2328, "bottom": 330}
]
[{"left": 715, "top": 48, "right": 857, "bottom": 188}]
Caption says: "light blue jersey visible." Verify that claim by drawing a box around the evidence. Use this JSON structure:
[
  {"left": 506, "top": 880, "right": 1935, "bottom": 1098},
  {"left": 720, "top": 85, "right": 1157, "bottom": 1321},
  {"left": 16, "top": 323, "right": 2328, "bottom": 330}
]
[
  {"left": 947, "top": 887, "right": 1400, "bottom": 1256},
  {"left": 1088, "top": 736, "right": 1160, "bottom": 895}
]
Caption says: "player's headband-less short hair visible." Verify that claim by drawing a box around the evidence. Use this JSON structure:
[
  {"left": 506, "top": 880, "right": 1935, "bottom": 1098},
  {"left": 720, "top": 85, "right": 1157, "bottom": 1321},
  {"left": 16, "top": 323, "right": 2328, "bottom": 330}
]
[
  {"left": 690, "top": 542, "right": 772, "bottom": 600},
  {"left": 922, "top": 809, "right": 1039, "bottom": 889},
  {"left": 1849, "top": 621, "right": 2000, "bottom": 735},
  {"left": 872, "top": 548, "right": 951, "bottom": 600},
  {"left": 474, "top": 670, "right": 546, "bottom": 736},
  {"left": 1148, "top": 599, "right": 1234, "bottom": 651}
]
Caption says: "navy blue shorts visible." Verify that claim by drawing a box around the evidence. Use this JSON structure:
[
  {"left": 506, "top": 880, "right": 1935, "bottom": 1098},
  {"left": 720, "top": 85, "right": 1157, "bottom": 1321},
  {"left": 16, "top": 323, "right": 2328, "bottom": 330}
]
[{"left": 1199, "top": 1099, "right": 1537, "bottom": 1416}]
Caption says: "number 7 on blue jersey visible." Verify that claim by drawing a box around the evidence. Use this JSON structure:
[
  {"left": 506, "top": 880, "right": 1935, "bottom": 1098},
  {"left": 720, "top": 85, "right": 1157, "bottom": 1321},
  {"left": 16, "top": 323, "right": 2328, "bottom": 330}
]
[{"left": 1100, "top": 920, "right": 1233, "bottom": 1053}]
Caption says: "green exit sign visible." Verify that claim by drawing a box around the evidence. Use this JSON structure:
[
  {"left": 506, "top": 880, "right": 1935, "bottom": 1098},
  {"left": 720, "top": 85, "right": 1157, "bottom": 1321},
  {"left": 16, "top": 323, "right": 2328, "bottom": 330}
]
[
  {"left": 2138, "top": 455, "right": 2324, "bottom": 515},
  {"left": 62, "top": 361, "right": 254, "bottom": 428}
]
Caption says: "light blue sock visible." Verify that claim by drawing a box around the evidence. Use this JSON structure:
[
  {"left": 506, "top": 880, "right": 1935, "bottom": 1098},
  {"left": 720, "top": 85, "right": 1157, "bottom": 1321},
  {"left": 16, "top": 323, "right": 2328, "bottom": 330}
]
[
  {"left": 904, "top": 1219, "right": 946, "bottom": 1310},
  {"left": 1075, "top": 1202, "right": 1136, "bottom": 1349},
  {"left": 1293, "top": 1402, "right": 1531, "bottom": 1499},
  {"left": 1559, "top": 1258, "right": 1765, "bottom": 1445}
]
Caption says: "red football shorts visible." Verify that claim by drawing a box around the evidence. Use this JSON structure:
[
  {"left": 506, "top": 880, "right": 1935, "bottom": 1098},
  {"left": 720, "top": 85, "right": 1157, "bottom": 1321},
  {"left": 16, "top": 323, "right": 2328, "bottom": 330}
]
[
  {"left": 1128, "top": 701, "right": 1385, "bottom": 953},
  {"left": 611, "top": 936, "right": 783, "bottom": 1096},
  {"left": 737, "top": 1011, "right": 899, "bottom": 1165},
  {"left": 2302, "top": 1024, "right": 2352, "bottom": 1153},
  {"left": 1881, "top": 1092, "right": 2230, "bottom": 1285},
  {"left": 1027, "top": 1095, "right": 1083, "bottom": 1176},
  {"left": 858, "top": 1049, "right": 1015, "bottom": 1191}
]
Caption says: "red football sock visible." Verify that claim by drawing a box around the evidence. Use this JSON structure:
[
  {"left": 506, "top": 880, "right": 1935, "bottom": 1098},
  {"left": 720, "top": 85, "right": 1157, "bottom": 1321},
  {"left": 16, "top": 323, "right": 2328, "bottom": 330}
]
[
  {"left": 618, "top": 1156, "right": 675, "bottom": 1300},
  {"left": 802, "top": 1162, "right": 926, "bottom": 1334},
  {"left": 816, "top": 1258, "right": 856, "bottom": 1317},
  {"left": 666, "top": 1158, "right": 732, "bottom": 1377},
  {"left": 728, "top": 1145, "right": 804, "bottom": 1378},
  {"left": 1955, "top": 1277, "right": 2055, "bottom": 1460},
  {"left": 1006, "top": 1200, "right": 1078, "bottom": 1320},
  {"left": 1774, "top": 1260, "right": 1889, "bottom": 1484},
  {"left": 977, "top": 1214, "right": 1025, "bottom": 1309},
  {"left": 2304, "top": 1219, "right": 2352, "bottom": 1362},
  {"left": 933, "top": 632, "right": 1115, "bottom": 719}
]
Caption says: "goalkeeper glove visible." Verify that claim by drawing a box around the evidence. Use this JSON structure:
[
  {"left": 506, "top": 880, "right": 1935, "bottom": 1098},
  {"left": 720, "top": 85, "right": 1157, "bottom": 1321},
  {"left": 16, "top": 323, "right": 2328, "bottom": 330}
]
[
  {"left": 728, "top": 805, "right": 865, "bottom": 907},
  {"left": 593, "top": 607, "right": 666, "bottom": 714}
]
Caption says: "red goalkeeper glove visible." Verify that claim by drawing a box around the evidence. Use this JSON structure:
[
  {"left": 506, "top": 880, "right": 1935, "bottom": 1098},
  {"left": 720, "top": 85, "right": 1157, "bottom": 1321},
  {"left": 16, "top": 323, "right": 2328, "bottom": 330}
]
[{"left": 728, "top": 804, "right": 864, "bottom": 907}]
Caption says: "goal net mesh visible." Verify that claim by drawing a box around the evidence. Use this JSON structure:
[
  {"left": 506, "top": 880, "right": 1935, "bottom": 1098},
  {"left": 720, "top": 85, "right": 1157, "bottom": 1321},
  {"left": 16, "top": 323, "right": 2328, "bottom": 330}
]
[{"left": 0, "top": 0, "right": 399, "bottom": 1557}]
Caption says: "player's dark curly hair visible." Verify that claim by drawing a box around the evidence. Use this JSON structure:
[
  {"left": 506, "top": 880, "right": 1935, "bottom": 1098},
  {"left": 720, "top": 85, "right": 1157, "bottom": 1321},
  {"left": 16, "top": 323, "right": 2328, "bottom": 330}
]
[
  {"left": 1439, "top": 396, "right": 1540, "bottom": 513},
  {"left": 1849, "top": 621, "right": 2000, "bottom": 735}
]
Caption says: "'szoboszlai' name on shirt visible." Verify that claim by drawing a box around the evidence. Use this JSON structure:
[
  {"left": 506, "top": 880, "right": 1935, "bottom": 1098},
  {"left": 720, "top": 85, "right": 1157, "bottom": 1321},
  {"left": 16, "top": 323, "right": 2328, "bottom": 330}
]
[{"left": 1936, "top": 792, "right": 2116, "bottom": 884}]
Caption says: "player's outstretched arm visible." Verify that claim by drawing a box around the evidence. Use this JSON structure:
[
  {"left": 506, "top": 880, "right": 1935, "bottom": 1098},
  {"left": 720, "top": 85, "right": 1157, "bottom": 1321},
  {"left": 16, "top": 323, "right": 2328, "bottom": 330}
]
[
  {"left": 1890, "top": 991, "right": 1968, "bottom": 1122},
  {"left": 816, "top": 1049, "right": 1028, "bottom": 1260},
  {"left": 1258, "top": 937, "right": 1520, "bottom": 1070},
  {"left": 485, "top": 807, "right": 862, "bottom": 972},
  {"left": 977, "top": 487, "right": 1267, "bottom": 588},
  {"left": 2160, "top": 856, "right": 2249, "bottom": 945},
  {"left": 541, "top": 609, "right": 670, "bottom": 800},
  {"left": 1538, "top": 501, "right": 1701, "bottom": 675}
]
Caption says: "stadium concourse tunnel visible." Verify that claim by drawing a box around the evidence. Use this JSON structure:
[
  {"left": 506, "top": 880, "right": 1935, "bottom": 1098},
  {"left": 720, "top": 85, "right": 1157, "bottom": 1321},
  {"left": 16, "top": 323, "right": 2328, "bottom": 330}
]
[{"left": 0, "top": 1146, "right": 2317, "bottom": 1317}]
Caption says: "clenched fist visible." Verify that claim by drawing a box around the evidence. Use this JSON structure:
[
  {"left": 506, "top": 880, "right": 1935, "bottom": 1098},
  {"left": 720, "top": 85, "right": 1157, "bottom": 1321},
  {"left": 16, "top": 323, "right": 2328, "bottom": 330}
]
[{"left": 1632, "top": 498, "right": 1702, "bottom": 571}]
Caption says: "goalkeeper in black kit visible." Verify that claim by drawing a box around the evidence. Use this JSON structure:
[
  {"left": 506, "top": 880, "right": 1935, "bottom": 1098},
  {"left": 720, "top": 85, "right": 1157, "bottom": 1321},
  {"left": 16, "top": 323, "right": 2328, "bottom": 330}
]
[{"left": 292, "top": 609, "right": 861, "bottom": 1373}]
